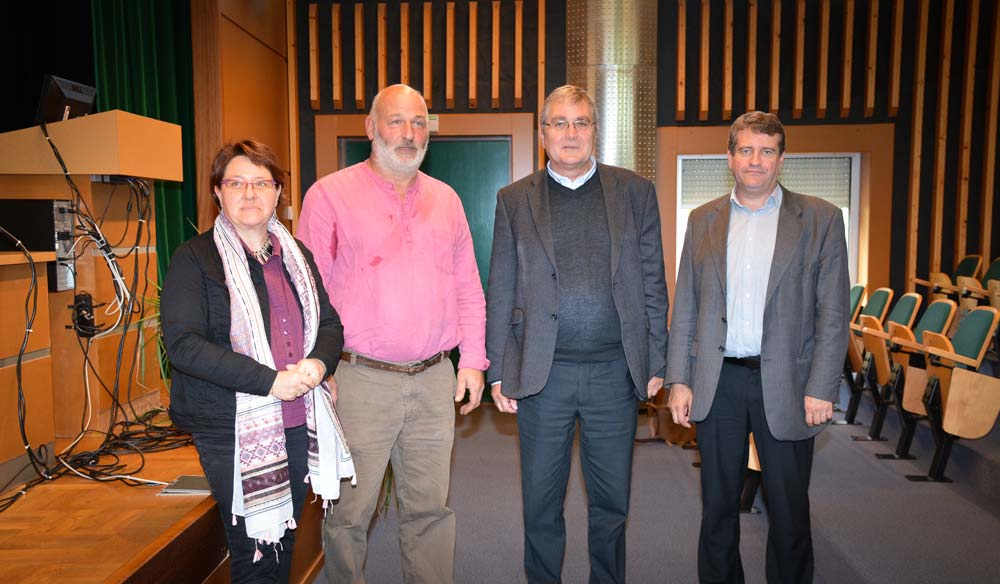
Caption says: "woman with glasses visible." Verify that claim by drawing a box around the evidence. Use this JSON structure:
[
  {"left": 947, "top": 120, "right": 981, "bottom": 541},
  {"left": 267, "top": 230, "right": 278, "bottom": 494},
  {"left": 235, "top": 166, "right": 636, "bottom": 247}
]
[{"left": 161, "top": 140, "right": 354, "bottom": 583}]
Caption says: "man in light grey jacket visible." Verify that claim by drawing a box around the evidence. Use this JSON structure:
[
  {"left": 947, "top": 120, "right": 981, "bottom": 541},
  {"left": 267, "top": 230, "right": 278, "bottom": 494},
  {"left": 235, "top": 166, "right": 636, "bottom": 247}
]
[
  {"left": 486, "top": 85, "right": 669, "bottom": 584},
  {"left": 667, "top": 111, "right": 850, "bottom": 584}
]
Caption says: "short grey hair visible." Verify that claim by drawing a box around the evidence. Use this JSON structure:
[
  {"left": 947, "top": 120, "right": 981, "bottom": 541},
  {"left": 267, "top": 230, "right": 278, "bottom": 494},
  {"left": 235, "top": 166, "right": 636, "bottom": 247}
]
[{"left": 540, "top": 85, "right": 598, "bottom": 127}]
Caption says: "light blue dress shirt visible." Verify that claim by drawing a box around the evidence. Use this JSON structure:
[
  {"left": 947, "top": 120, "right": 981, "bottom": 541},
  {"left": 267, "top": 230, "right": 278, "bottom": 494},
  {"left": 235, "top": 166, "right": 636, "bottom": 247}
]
[
  {"left": 547, "top": 156, "right": 598, "bottom": 190},
  {"left": 725, "top": 185, "right": 782, "bottom": 357}
]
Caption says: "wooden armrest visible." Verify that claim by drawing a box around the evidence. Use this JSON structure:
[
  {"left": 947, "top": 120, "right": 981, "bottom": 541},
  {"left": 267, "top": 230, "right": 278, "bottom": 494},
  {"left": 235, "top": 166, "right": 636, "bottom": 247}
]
[
  {"left": 850, "top": 322, "right": 863, "bottom": 332},
  {"left": 862, "top": 327, "right": 891, "bottom": 340},
  {"left": 925, "top": 346, "right": 980, "bottom": 368},
  {"left": 962, "top": 284, "right": 989, "bottom": 297},
  {"left": 911, "top": 277, "right": 932, "bottom": 287},
  {"left": 890, "top": 337, "right": 927, "bottom": 353},
  {"left": 934, "top": 281, "right": 962, "bottom": 293}
]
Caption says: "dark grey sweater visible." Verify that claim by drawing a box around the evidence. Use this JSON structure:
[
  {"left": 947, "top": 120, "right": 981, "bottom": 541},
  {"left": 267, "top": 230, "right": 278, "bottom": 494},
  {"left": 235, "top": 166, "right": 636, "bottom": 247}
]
[{"left": 548, "top": 171, "right": 625, "bottom": 362}]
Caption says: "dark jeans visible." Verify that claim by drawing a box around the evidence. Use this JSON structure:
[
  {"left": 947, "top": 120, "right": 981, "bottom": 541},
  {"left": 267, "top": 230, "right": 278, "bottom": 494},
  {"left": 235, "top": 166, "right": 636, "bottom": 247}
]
[
  {"left": 517, "top": 358, "right": 639, "bottom": 584},
  {"left": 192, "top": 424, "right": 309, "bottom": 584},
  {"left": 697, "top": 361, "right": 815, "bottom": 584}
]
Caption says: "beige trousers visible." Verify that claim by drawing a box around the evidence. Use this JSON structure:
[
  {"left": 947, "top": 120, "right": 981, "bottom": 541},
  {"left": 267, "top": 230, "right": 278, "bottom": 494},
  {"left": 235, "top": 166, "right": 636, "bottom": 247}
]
[{"left": 322, "top": 358, "right": 457, "bottom": 584}]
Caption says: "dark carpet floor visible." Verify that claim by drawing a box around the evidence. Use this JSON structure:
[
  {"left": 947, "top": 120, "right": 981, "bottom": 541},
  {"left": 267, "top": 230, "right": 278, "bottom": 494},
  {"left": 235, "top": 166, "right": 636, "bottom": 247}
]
[{"left": 316, "top": 378, "right": 1000, "bottom": 583}]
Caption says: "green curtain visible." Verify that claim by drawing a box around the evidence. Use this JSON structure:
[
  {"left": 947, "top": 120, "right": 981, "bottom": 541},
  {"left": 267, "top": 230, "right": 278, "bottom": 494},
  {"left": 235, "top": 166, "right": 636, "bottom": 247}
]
[{"left": 91, "top": 0, "right": 198, "bottom": 279}]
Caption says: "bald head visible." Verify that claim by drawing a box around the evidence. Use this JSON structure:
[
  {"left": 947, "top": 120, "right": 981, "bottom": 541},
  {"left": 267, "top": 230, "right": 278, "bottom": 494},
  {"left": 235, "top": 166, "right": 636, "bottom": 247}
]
[{"left": 370, "top": 84, "right": 427, "bottom": 123}]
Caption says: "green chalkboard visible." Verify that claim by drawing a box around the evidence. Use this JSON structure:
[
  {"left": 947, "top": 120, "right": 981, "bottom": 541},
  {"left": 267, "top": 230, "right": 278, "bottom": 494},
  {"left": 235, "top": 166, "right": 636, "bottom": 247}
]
[{"left": 341, "top": 137, "right": 511, "bottom": 290}]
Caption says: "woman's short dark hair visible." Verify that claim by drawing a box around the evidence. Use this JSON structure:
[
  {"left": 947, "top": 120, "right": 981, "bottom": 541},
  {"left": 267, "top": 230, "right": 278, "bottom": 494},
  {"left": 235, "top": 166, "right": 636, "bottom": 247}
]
[
  {"left": 209, "top": 140, "right": 287, "bottom": 206},
  {"left": 728, "top": 111, "right": 786, "bottom": 154}
]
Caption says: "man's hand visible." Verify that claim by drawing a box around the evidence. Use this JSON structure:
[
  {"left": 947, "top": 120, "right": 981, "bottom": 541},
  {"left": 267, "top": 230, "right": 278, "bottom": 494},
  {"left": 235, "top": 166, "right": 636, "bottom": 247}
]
[
  {"left": 295, "top": 358, "right": 327, "bottom": 387},
  {"left": 491, "top": 382, "right": 518, "bottom": 413},
  {"left": 455, "top": 368, "right": 485, "bottom": 415},
  {"left": 668, "top": 383, "right": 694, "bottom": 428},
  {"left": 647, "top": 376, "right": 665, "bottom": 399},
  {"left": 270, "top": 366, "right": 310, "bottom": 401},
  {"left": 804, "top": 396, "right": 834, "bottom": 427}
]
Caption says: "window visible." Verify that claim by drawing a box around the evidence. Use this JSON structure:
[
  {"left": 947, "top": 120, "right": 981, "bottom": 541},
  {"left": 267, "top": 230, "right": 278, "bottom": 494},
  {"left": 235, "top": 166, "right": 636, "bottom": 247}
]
[{"left": 676, "top": 154, "right": 860, "bottom": 283}]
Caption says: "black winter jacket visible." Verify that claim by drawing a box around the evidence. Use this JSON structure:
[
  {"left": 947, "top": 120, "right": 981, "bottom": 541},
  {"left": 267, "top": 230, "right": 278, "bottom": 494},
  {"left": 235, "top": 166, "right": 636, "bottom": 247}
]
[{"left": 160, "top": 229, "right": 344, "bottom": 435}]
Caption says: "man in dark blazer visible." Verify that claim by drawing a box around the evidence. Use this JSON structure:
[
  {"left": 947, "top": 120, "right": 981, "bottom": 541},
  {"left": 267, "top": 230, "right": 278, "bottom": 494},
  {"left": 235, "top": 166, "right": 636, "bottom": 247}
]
[
  {"left": 486, "top": 85, "right": 669, "bottom": 584},
  {"left": 667, "top": 111, "right": 850, "bottom": 583}
]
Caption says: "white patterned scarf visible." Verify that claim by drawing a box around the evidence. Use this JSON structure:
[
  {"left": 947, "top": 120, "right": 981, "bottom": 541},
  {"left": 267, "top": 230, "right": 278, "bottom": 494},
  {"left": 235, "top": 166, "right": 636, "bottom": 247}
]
[{"left": 213, "top": 212, "right": 355, "bottom": 549}]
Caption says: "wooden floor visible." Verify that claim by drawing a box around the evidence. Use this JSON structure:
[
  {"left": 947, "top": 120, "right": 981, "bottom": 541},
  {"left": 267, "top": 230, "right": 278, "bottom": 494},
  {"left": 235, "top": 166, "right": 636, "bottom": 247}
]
[{"left": 0, "top": 438, "right": 325, "bottom": 584}]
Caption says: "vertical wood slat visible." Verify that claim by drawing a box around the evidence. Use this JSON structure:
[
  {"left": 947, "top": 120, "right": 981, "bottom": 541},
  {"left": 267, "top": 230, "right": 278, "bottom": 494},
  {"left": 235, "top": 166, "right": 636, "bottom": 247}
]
[
  {"left": 906, "top": 0, "right": 930, "bottom": 290},
  {"left": 930, "top": 0, "right": 955, "bottom": 274},
  {"left": 723, "top": 0, "right": 733, "bottom": 119},
  {"left": 424, "top": 2, "right": 433, "bottom": 107},
  {"left": 538, "top": 0, "right": 546, "bottom": 167},
  {"left": 699, "top": 0, "right": 710, "bottom": 120},
  {"left": 469, "top": 1, "right": 478, "bottom": 109},
  {"left": 983, "top": 0, "right": 1000, "bottom": 261},
  {"left": 864, "top": 0, "right": 879, "bottom": 117},
  {"left": 493, "top": 1, "right": 501, "bottom": 108},
  {"left": 515, "top": 0, "right": 524, "bottom": 108},
  {"left": 793, "top": 0, "right": 805, "bottom": 118},
  {"left": 956, "top": 0, "right": 980, "bottom": 259},
  {"left": 746, "top": 0, "right": 757, "bottom": 111},
  {"left": 378, "top": 3, "right": 387, "bottom": 92},
  {"left": 677, "top": 0, "right": 687, "bottom": 120},
  {"left": 332, "top": 3, "right": 343, "bottom": 109},
  {"left": 770, "top": 0, "right": 781, "bottom": 113},
  {"left": 309, "top": 4, "right": 319, "bottom": 110},
  {"left": 817, "top": 0, "right": 830, "bottom": 118},
  {"left": 286, "top": 0, "right": 301, "bottom": 223},
  {"left": 841, "top": 0, "right": 854, "bottom": 117},
  {"left": 400, "top": 3, "right": 410, "bottom": 85},
  {"left": 446, "top": 2, "right": 455, "bottom": 109},
  {"left": 889, "top": 0, "right": 903, "bottom": 116},
  {"left": 354, "top": 3, "right": 365, "bottom": 110}
]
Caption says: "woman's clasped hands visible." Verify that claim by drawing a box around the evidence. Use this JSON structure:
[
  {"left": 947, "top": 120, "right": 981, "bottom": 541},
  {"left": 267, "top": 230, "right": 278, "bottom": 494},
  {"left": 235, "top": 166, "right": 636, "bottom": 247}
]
[{"left": 269, "top": 358, "right": 327, "bottom": 401}]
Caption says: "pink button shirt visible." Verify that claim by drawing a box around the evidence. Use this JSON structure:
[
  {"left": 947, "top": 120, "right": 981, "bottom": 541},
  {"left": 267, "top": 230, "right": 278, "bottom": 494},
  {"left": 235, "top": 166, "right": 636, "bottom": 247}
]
[{"left": 297, "top": 161, "right": 488, "bottom": 370}]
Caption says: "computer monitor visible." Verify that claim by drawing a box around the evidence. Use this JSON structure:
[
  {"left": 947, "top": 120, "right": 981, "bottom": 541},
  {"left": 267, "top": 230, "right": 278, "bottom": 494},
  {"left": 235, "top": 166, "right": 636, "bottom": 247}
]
[{"left": 34, "top": 74, "right": 96, "bottom": 125}]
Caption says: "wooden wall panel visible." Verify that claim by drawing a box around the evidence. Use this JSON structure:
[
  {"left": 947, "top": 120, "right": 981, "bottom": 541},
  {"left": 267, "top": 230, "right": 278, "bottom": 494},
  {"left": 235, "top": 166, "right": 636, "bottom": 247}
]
[
  {"left": 220, "top": 18, "right": 291, "bottom": 194},
  {"left": 0, "top": 358, "right": 54, "bottom": 462}
]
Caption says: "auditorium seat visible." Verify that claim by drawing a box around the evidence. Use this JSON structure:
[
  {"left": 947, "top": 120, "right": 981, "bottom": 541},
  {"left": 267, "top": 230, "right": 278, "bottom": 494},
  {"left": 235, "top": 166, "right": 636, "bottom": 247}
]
[
  {"left": 853, "top": 292, "right": 922, "bottom": 442},
  {"left": 838, "top": 287, "right": 893, "bottom": 425},
  {"left": 957, "top": 257, "right": 1000, "bottom": 312},
  {"left": 911, "top": 254, "right": 983, "bottom": 303},
  {"left": 869, "top": 299, "right": 957, "bottom": 460},
  {"left": 905, "top": 306, "right": 1000, "bottom": 482}
]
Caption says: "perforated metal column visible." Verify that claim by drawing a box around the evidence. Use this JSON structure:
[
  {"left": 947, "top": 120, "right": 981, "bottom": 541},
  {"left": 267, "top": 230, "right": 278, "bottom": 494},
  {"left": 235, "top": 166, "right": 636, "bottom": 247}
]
[{"left": 566, "top": 0, "right": 658, "bottom": 179}]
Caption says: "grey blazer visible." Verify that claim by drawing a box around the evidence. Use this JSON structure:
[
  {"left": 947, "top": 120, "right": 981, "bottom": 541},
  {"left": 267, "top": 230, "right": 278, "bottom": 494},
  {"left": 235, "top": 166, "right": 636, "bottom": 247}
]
[
  {"left": 485, "top": 164, "right": 670, "bottom": 401},
  {"left": 664, "top": 188, "right": 850, "bottom": 441}
]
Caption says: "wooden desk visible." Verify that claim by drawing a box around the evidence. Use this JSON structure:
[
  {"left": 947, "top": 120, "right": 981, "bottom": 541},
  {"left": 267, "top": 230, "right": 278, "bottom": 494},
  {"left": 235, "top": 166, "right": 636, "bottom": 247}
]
[{"left": 0, "top": 438, "right": 325, "bottom": 584}]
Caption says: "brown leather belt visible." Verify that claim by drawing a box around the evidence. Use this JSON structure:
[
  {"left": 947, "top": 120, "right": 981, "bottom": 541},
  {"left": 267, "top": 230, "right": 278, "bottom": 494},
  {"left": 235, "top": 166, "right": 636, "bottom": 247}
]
[{"left": 340, "top": 350, "right": 450, "bottom": 375}]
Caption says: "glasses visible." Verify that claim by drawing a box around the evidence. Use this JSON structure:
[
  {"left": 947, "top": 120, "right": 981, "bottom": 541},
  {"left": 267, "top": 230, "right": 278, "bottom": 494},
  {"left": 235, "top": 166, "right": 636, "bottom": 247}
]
[
  {"left": 220, "top": 179, "right": 279, "bottom": 193},
  {"left": 542, "top": 119, "right": 595, "bottom": 132}
]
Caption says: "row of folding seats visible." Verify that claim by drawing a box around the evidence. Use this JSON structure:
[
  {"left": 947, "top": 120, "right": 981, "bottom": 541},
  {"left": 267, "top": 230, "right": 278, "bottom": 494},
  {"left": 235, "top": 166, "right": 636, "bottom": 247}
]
[{"left": 841, "top": 274, "right": 1000, "bottom": 482}]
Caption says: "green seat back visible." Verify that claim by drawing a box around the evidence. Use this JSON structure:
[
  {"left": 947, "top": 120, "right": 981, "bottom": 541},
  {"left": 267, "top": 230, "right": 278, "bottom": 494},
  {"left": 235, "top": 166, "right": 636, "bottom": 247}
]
[
  {"left": 850, "top": 285, "right": 865, "bottom": 319},
  {"left": 982, "top": 258, "right": 1000, "bottom": 284},
  {"left": 861, "top": 289, "right": 891, "bottom": 319},
  {"left": 913, "top": 300, "right": 953, "bottom": 344},
  {"left": 955, "top": 255, "right": 981, "bottom": 278},
  {"left": 951, "top": 308, "right": 996, "bottom": 367},
  {"left": 884, "top": 294, "right": 919, "bottom": 331}
]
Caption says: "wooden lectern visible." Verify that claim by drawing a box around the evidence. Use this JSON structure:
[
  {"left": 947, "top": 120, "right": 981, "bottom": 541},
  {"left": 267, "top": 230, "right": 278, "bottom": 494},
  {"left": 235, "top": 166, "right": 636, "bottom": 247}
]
[{"left": 0, "top": 110, "right": 181, "bottom": 487}]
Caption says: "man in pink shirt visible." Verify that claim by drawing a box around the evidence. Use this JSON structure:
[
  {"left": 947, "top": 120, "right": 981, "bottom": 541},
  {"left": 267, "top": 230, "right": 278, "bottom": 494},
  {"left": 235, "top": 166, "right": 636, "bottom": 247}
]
[{"left": 297, "top": 84, "right": 487, "bottom": 584}]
